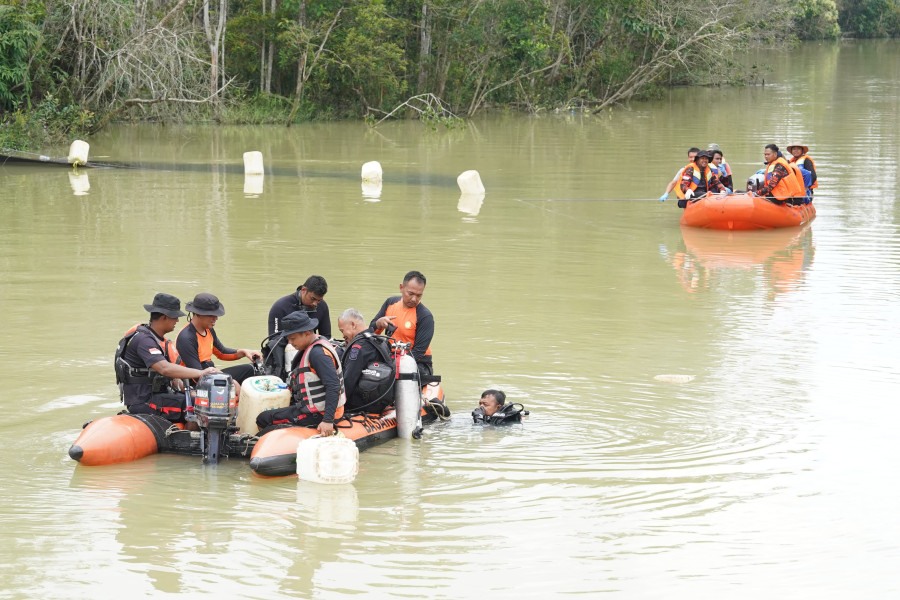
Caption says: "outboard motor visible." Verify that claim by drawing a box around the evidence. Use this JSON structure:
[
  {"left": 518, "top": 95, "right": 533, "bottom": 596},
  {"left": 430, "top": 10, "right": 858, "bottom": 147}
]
[
  {"left": 393, "top": 343, "right": 423, "bottom": 439},
  {"left": 747, "top": 172, "right": 764, "bottom": 193},
  {"left": 193, "top": 373, "right": 237, "bottom": 463}
]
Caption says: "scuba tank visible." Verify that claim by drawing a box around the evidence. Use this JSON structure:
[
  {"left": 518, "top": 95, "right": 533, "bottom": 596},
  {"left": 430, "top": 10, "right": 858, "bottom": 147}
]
[
  {"left": 394, "top": 346, "right": 422, "bottom": 439},
  {"left": 472, "top": 403, "right": 528, "bottom": 425}
]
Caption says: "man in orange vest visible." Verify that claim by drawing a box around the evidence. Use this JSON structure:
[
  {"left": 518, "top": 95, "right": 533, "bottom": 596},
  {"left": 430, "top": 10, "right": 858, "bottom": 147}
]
[
  {"left": 678, "top": 150, "right": 726, "bottom": 207},
  {"left": 659, "top": 147, "right": 699, "bottom": 201},
  {"left": 371, "top": 270, "right": 434, "bottom": 378},
  {"left": 176, "top": 293, "right": 262, "bottom": 399},
  {"left": 754, "top": 144, "right": 805, "bottom": 202}
]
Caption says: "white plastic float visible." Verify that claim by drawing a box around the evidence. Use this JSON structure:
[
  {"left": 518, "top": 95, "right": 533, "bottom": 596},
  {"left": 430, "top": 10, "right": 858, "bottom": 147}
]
[
  {"left": 361, "top": 161, "right": 382, "bottom": 184},
  {"left": 296, "top": 435, "right": 359, "bottom": 484},
  {"left": 68, "top": 140, "right": 90, "bottom": 166}
]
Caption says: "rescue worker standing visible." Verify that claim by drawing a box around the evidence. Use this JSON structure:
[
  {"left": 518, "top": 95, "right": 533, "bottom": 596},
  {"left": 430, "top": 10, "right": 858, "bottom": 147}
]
[
  {"left": 679, "top": 150, "right": 726, "bottom": 207},
  {"left": 371, "top": 270, "right": 434, "bottom": 378},
  {"left": 176, "top": 293, "right": 261, "bottom": 398},
  {"left": 118, "top": 293, "right": 219, "bottom": 422},
  {"left": 786, "top": 142, "right": 817, "bottom": 198},
  {"left": 265, "top": 275, "right": 331, "bottom": 378},
  {"left": 753, "top": 144, "right": 805, "bottom": 202},
  {"left": 337, "top": 308, "right": 394, "bottom": 414},
  {"left": 255, "top": 311, "right": 346, "bottom": 436}
]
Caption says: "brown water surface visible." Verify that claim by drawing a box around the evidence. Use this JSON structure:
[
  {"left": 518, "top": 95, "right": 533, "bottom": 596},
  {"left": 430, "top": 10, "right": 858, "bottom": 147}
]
[{"left": 1, "top": 40, "right": 899, "bottom": 598}]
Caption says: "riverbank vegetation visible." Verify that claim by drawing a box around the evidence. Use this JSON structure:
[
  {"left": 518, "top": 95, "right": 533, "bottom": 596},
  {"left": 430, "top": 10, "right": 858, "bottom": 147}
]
[{"left": 1, "top": 0, "right": 898, "bottom": 150}]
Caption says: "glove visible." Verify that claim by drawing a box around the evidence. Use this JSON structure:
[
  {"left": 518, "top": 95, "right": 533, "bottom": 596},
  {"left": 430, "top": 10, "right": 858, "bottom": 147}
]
[
  {"left": 659, "top": 193, "right": 668, "bottom": 202},
  {"left": 722, "top": 188, "right": 731, "bottom": 194},
  {"left": 684, "top": 189, "right": 694, "bottom": 200}
]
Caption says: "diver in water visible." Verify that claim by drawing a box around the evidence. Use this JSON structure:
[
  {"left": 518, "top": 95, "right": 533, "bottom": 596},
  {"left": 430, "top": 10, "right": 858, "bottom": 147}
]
[{"left": 471, "top": 389, "right": 528, "bottom": 425}]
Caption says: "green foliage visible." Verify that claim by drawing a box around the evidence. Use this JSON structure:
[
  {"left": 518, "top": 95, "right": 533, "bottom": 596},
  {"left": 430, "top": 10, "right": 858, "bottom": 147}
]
[
  {"left": 0, "top": 5, "right": 40, "bottom": 110},
  {"left": 838, "top": 0, "right": 900, "bottom": 37},
  {"left": 794, "top": 0, "right": 842, "bottom": 39},
  {"left": 0, "top": 94, "right": 95, "bottom": 150},
  {"left": 220, "top": 91, "right": 294, "bottom": 124}
]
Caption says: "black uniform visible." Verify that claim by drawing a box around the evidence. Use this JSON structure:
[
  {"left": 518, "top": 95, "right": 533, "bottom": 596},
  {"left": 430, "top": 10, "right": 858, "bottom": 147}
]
[
  {"left": 120, "top": 326, "right": 186, "bottom": 420},
  {"left": 341, "top": 328, "right": 393, "bottom": 414},
  {"left": 268, "top": 292, "right": 331, "bottom": 338},
  {"left": 256, "top": 344, "right": 343, "bottom": 429},
  {"left": 265, "top": 292, "right": 331, "bottom": 379}
]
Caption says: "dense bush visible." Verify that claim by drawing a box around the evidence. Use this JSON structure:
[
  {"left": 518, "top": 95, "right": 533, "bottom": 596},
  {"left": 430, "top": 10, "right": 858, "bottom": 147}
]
[{"left": 794, "top": 0, "right": 842, "bottom": 39}]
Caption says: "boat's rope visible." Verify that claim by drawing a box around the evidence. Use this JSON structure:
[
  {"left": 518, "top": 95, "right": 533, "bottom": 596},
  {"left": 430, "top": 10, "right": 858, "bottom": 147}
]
[
  {"left": 424, "top": 398, "right": 451, "bottom": 421},
  {"left": 164, "top": 424, "right": 182, "bottom": 437}
]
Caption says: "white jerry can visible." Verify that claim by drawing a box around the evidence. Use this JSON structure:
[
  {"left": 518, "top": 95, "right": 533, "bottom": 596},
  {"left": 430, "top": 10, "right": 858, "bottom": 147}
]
[
  {"left": 296, "top": 435, "right": 359, "bottom": 484},
  {"left": 235, "top": 375, "right": 290, "bottom": 435}
]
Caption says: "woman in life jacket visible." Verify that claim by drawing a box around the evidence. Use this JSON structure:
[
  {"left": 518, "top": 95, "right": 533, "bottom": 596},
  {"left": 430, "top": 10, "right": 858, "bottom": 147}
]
[
  {"left": 786, "top": 142, "right": 817, "bottom": 201},
  {"left": 472, "top": 389, "right": 528, "bottom": 425}
]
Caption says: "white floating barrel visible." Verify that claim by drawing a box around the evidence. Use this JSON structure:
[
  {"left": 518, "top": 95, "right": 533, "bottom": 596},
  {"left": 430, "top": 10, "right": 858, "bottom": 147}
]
[
  {"left": 457, "top": 170, "right": 485, "bottom": 194},
  {"left": 243, "top": 151, "right": 264, "bottom": 175},
  {"left": 68, "top": 140, "right": 90, "bottom": 165},
  {"left": 296, "top": 436, "right": 359, "bottom": 484},
  {"left": 361, "top": 161, "right": 382, "bottom": 184}
]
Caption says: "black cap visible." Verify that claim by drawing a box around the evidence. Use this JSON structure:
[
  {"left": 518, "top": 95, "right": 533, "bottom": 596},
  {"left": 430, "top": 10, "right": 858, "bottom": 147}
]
[
  {"left": 143, "top": 293, "right": 186, "bottom": 318},
  {"left": 280, "top": 311, "right": 318, "bottom": 336},
  {"left": 185, "top": 293, "right": 226, "bottom": 316},
  {"left": 695, "top": 150, "right": 712, "bottom": 160}
]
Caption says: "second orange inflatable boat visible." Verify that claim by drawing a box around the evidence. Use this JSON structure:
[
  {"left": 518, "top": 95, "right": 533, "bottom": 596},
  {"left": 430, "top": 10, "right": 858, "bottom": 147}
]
[{"left": 681, "top": 193, "right": 816, "bottom": 230}]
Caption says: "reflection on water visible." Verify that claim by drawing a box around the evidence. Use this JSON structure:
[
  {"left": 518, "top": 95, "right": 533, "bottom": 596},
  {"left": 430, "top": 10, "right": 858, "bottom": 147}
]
[
  {"left": 661, "top": 225, "right": 815, "bottom": 297},
  {"left": 2, "top": 40, "right": 900, "bottom": 598}
]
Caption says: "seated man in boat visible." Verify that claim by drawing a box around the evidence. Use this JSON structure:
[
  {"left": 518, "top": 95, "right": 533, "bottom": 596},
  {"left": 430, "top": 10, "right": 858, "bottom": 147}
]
[
  {"left": 752, "top": 144, "right": 806, "bottom": 204},
  {"left": 471, "top": 390, "right": 527, "bottom": 425},
  {"left": 255, "top": 311, "right": 346, "bottom": 436},
  {"left": 679, "top": 150, "right": 727, "bottom": 207},
  {"left": 117, "top": 293, "right": 220, "bottom": 422},
  {"left": 264, "top": 275, "right": 331, "bottom": 379},
  {"left": 659, "top": 147, "right": 699, "bottom": 201},
  {"left": 786, "top": 142, "right": 817, "bottom": 200},
  {"left": 709, "top": 147, "right": 733, "bottom": 190},
  {"left": 337, "top": 308, "right": 395, "bottom": 415},
  {"left": 371, "top": 270, "right": 435, "bottom": 380},
  {"left": 176, "top": 293, "right": 262, "bottom": 399}
]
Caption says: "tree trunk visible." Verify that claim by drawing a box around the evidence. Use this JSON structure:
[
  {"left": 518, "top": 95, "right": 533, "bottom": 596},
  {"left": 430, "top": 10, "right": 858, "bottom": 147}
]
[
  {"left": 260, "top": 0, "right": 266, "bottom": 92},
  {"left": 417, "top": 1, "right": 431, "bottom": 94}
]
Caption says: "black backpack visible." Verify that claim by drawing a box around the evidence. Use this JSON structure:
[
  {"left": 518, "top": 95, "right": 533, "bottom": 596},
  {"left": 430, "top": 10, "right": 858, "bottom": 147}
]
[{"left": 355, "top": 333, "right": 396, "bottom": 412}]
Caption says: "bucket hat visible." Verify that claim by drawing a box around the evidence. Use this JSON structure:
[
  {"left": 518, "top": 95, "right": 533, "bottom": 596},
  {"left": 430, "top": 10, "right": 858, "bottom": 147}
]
[
  {"left": 185, "top": 292, "right": 226, "bottom": 316},
  {"left": 143, "top": 293, "right": 186, "bottom": 318},
  {"left": 279, "top": 311, "right": 318, "bottom": 336},
  {"left": 786, "top": 143, "right": 809, "bottom": 154}
]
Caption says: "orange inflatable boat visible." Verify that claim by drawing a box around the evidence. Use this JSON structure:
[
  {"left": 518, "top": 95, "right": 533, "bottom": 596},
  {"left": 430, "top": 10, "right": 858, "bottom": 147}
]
[
  {"left": 681, "top": 193, "right": 816, "bottom": 230},
  {"left": 68, "top": 384, "right": 449, "bottom": 471}
]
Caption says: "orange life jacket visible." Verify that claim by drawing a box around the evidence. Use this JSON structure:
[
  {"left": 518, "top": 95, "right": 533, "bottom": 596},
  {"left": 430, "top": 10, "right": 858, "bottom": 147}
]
[
  {"left": 766, "top": 157, "right": 805, "bottom": 200},
  {"left": 383, "top": 301, "right": 432, "bottom": 357},
  {"left": 124, "top": 323, "right": 179, "bottom": 363},
  {"left": 790, "top": 154, "right": 818, "bottom": 189},
  {"left": 179, "top": 322, "right": 240, "bottom": 366},
  {"left": 683, "top": 162, "right": 715, "bottom": 194}
]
